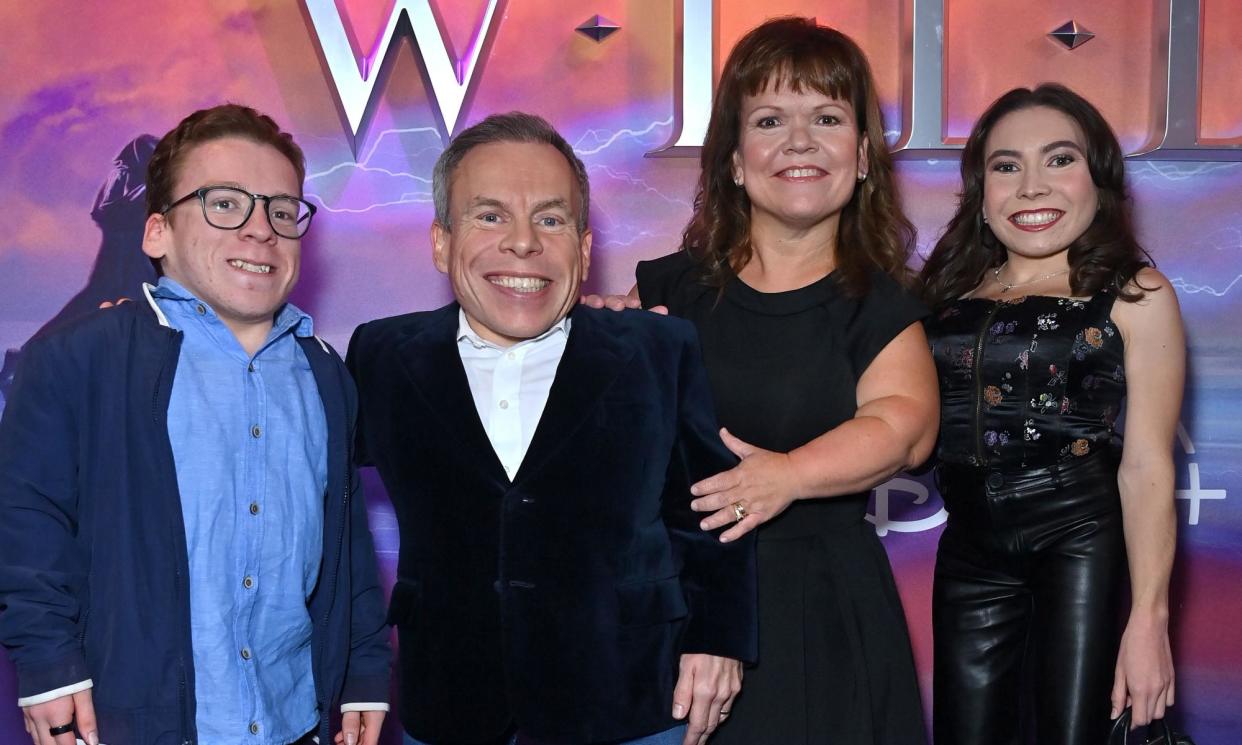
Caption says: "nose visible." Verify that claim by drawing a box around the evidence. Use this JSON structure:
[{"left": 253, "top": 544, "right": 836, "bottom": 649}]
[
  {"left": 783, "top": 118, "right": 816, "bottom": 154},
  {"left": 1018, "top": 167, "right": 1051, "bottom": 199},
  {"left": 500, "top": 218, "right": 542, "bottom": 258},
  {"left": 239, "top": 198, "right": 276, "bottom": 242}
]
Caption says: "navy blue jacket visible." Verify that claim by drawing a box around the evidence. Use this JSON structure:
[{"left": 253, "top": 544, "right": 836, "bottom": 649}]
[
  {"left": 0, "top": 292, "right": 389, "bottom": 745},
  {"left": 347, "top": 304, "right": 758, "bottom": 744}
]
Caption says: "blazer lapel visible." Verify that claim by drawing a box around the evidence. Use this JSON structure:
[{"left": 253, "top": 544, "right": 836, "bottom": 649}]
[
  {"left": 515, "top": 308, "right": 633, "bottom": 483},
  {"left": 394, "top": 304, "right": 509, "bottom": 487}
]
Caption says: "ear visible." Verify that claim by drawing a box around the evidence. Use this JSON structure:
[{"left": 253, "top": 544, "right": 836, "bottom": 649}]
[
  {"left": 142, "top": 212, "right": 170, "bottom": 262},
  {"left": 857, "top": 132, "right": 870, "bottom": 181},
  {"left": 730, "top": 149, "right": 744, "bottom": 186},
  {"left": 431, "top": 220, "right": 451, "bottom": 274},
  {"left": 578, "top": 227, "right": 593, "bottom": 283}
]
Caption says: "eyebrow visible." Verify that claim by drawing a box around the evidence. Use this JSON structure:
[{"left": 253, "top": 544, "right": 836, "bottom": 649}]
[
  {"left": 986, "top": 140, "right": 1085, "bottom": 163},
  {"left": 531, "top": 198, "right": 571, "bottom": 213},
  {"left": 465, "top": 197, "right": 508, "bottom": 212}
]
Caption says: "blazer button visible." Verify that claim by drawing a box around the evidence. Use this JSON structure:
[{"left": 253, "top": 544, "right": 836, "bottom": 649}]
[{"left": 985, "top": 472, "right": 1004, "bottom": 490}]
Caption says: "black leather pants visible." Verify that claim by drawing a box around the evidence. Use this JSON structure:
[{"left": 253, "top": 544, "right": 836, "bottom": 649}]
[{"left": 932, "top": 452, "right": 1125, "bottom": 745}]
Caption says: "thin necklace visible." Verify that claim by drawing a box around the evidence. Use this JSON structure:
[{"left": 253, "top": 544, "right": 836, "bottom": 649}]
[{"left": 993, "top": 262, "right": 1070, "bottom": 293}]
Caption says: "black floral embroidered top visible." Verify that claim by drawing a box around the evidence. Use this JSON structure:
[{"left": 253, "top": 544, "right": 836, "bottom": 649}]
[{"left": 925, "top": 292, "right": 1126, "bottom": 468}]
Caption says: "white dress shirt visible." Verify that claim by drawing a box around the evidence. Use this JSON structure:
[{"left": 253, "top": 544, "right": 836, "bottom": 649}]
[{"left": 456, "top": 309, "right": 571, "bottom": 479}]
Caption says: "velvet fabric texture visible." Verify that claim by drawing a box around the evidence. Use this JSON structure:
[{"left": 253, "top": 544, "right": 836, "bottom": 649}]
[{"left": 347, "top": 304, "right": 758, "bottom": 745}]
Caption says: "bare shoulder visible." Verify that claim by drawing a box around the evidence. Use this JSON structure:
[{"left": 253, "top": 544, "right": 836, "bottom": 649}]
[{"left": 1111, "top": 267, "right": 1184, "bottom": 342}]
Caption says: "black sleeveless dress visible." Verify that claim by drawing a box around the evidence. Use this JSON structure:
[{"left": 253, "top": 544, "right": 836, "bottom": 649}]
[
  {"left": 637, "top": 251, "right": 928, "bottom": 745},
  {"left": 923, "top": 292, "right": 1128, "bottom": 745}
]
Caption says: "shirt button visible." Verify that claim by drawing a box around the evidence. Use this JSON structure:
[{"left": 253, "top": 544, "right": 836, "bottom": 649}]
[
  {"left": 250, "top": 425, "right": 262, "bottom": 438},
  {"left": 243, "top": 576, "right": 254, "bottom": 589},
  {"left": 249, "top": 502, "right": 260, "bottom": 515},
  {"left": 499, "top": 400, "right": 509, "bottom": 410},
  {"left": 507, "top": 352, "right": 516, "bottom": 360},
  {"left": 249, "top": 722, "right": 260, "bottom": 735},
  {"left": 248, "top": 361, "right": 256, "bottom": 373},
  {"left": 240, "top": 647, "right": 252, "bottom": 660},
  {"left": 196, "top": 304, "right": 206, "bottom": 315}
]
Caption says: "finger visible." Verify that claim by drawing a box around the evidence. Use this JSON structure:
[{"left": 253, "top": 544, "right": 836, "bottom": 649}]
[
  {"left": 97, "top": 301, "right": 114, "bottom": 309},
  {"left": 718, "top": 428, "right": 756, "bottom": 459},
  {"left": 72, "top": 690, "right": 98, "bottom": 745},
  {"left": 690, "top": 470, "right": 741, "bottom": 501},
  {"left": 719, "top": 513, "right": 763, "bottom": 543},
  {"left": 1109, "top": 667, "right": 1127, "bottom": 719},
  {"left": 604, "top": 296, "right": 630, "bottom": 311},
  {"left": 1153, "top": 690, "right": 1167, "bottom": 722},
  {"left": 361, "top": 711, "right": 386, "bottom": 745},
  {"left": 699, "top": 505, "right": 746, "bottom": 531},
  {"left": 1166, "top": 677, "right": 1175, "bottom": 707},
  {"left": 651, "top": 304, "right": 670, "bottom": 315},
  {"left": 685, "top": 693, "right": 710, "bottom": 744},
  {"left": 672, "top": 668, "right": 693, "bottom": 720},
  {"left": 339, "top": 711, "right": 360, "bottom": 745},
  {"left": 579, "top": 294, "right": 604, "bottom": 308},
  {"left": 1130, "top": 690, "right": 1150, "bottom": 726}
]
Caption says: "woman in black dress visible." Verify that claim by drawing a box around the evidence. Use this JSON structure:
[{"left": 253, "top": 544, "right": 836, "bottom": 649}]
[
  {"left": 630, "top": 18, "right": 937, "bottom": 744},
  {"left": 919, "top": 84, "right": 1181, "bottom": 744}
]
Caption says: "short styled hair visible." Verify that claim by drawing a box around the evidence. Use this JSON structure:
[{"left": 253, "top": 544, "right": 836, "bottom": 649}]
[
  {"left": 432, "top": 112, "right": 590, "bottom": 234},
  {"left": 145, "top": 104, "right": 306, "bottom": 216}
]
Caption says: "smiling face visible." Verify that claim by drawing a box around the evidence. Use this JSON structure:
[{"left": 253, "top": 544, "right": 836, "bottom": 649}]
[
  {"left": 732, "top": 83, "right": 867, "bottom": 234},
  {"left": 432, "top": 141, "right": 592, "bottom": 347},
  {"left": 982, "top": 106, "right": 1099, "bottom": 261},
  {"left": 142, "top": 136, "right": 302, "bottom": 341}
]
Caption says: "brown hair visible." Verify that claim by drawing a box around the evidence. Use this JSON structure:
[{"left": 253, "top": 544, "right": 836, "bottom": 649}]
[
  {"left": 145, "top": 103, "right": 306, "bottom": 216},
  {"left": 683, "top": 16, "right": 914, "bottom": 294},
  {"left": 919, "top": 83, "right": 1152, "bottom": 310},
  {"left": 432, "top": 111, "right": 590, "bottom": 235}
]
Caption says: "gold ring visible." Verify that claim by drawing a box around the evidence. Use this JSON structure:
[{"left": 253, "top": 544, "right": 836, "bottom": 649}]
[{"left": 732, "top": 502, "right": 747, "bottom": 522}]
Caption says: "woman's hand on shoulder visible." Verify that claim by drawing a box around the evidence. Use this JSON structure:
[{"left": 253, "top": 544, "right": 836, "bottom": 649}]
[{"left": 579, "top": 284, "right": 668, "bottom": 314}]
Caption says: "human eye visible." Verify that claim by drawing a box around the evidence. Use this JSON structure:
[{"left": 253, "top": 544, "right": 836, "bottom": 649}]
[
  {"left": 990, "top": 161, "right": 1019, "bottom": 174},
  {"left": 755, "top": 115, "right": 781, "bottom": 129},
  {"left": 268, "top": 198, "right": 300, "bottom": 224},
  {"left": 477, "top": 212, "right": 502, "bottom": 224},
  {"left": 536, "top": 214, "right": 567, "bottom": 229},
  {"left": 816, "top": 114, "right": 842, "bottom": 126},
  {"left": 1048, "top": 152, "right": 1076, "bottom": 167}
]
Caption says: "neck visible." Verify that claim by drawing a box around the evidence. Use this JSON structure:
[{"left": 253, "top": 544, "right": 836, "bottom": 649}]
[
  {"left": 224, "top": 318, "right": 275, "bottom": 357},
  {"left": 742, "top": 213, "right": 838, "bottom": 292},
  {"left": 1000, "top": 252, "right": 1070, "bottom": 284}
]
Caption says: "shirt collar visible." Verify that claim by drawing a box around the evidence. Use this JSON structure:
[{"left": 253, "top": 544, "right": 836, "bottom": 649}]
[
  {"left": 152, "top": 276, "right": 315, "bottom": 339},
  {"left": 455, "top": 307, "right": 570, "bottom": 351}
]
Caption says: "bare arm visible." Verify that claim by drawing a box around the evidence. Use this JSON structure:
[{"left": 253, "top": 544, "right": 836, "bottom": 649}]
[
  {"left": 694, "top": 322, "right": 940, "bottom": 539},
  {"left": 1110, "top": 268, "right": 1183, "bottom": 725}
]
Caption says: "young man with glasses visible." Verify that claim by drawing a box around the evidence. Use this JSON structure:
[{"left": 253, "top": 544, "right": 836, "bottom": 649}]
[{"left": 0, "top": 105, "right": 389, "bottom": 745}]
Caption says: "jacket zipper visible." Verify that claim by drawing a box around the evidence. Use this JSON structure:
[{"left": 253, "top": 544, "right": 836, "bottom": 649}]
[{"left": 973, "top": 302, "right": 1003, "bottom": 465}]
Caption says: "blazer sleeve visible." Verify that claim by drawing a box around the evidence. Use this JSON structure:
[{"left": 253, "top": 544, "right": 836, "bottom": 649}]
[
  {"left": 337, "top": 346, "right": 392, "bottom": 705},
  {"left": 344, "top": 322, "right": 373, "bottom": 468},
  {"left": 661, "top": 325, "right": 758, "bottom": 662},
  {"left": 0, "top": 337, "right": 93, "bottom": 698}
]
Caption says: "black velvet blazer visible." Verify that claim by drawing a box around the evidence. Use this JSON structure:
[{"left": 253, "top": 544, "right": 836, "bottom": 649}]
[{"left": 347, "top": 303, "right": 757, "bottom": 745}]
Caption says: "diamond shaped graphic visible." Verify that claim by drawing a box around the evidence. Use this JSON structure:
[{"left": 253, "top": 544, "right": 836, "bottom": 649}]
[
  {"left": 1048, "top": 20, "right": 1095, "bottom": 50},
  {"left": 576, "top": 14, "right": 621, "bottom": 42}
]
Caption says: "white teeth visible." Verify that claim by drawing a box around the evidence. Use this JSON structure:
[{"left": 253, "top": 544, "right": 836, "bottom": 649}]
[
  {"left": 780, "top": 168, "right": 823, "bottom": 178},
  {"left": 1012, "top": 211, "right": 1062, "bottom": 226},
  {"left": 228, "top": 259, "right": 272, "bottom": 274},
  {"left": 489, "top": 275, "right": 549, "bottom": 293}
]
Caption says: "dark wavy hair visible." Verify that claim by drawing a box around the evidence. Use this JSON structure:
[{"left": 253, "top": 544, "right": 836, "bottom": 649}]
[
  {"left": 919, "top": 83, "right": 1152, "bottom": 310},
  {"left": 682, "top": 16, "right": 914, "bottom": 295}
]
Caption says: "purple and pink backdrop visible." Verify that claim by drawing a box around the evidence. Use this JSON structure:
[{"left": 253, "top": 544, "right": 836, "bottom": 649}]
[{"left": 1, "top": 1, "right": 1239, "bottom": 742}]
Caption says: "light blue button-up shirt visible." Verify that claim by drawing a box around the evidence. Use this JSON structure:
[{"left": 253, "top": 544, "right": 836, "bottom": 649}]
[{"left": 154, "top": 278, "right": 326, "bottom": 745}]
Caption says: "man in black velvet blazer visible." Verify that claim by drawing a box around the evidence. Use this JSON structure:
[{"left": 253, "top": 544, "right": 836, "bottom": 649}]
[{"left": 346, "top": 112, "right": 757, "bottom": 745}]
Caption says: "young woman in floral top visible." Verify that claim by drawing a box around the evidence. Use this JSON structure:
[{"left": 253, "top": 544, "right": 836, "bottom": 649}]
[{"left": 919, "top": 84, "right": 1183, "bottom": 745}]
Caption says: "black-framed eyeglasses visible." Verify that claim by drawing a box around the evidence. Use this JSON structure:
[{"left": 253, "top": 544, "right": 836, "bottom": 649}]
[{"left": 162, "top": 186, "right": 317, "bottom": 239}]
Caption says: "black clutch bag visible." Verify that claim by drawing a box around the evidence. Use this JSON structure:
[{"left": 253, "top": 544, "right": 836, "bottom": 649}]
[{"left": 1106, "top": 708, "right": 1196, "bottom": 745}]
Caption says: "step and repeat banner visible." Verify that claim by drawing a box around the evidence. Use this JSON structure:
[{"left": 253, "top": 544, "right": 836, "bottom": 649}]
[{"left": 1, "top": 1, "right": 1238, "bottom": 741}]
